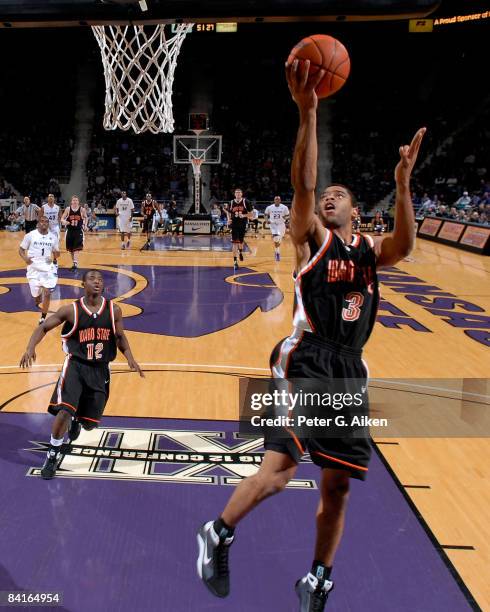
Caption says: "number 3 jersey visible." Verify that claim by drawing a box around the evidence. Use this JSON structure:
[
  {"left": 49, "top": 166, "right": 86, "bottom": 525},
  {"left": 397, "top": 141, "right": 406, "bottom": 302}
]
[
  {"left": 61, "top": 297, "right": 117, "bottom": 363},
  {"left": 293, "top": 230, "right": 379, "bottom": 350}
]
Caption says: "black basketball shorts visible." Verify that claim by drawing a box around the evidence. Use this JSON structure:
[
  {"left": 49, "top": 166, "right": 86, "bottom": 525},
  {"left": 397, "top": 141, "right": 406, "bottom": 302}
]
[
  {"left": 66, "top": 229, "right": 84, "bottom": 252},
  {"left": 48, "top": 356, "right": 110, "bottom": 427},
  {"left": 231, "top": 224, "right": 247, "bottom": 243},
  {"left": 266, "top": 330, "right": 371, "bottom": 480},
  {"left": 143, "top": 217, "right": 154, "bottom": 234}
]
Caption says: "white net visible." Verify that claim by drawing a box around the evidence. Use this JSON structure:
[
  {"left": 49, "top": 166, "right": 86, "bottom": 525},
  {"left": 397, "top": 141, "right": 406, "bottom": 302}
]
[
  {"left": 92, "top": 24, "right": 193, "bottom": 134},
  {"left": 191, "top": 158, "right": 203, "bottom": 177}
]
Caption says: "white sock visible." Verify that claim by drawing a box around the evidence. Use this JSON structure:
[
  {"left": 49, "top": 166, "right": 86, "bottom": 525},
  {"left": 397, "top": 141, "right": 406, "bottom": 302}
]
[{"left": 50, "top": 435, "right": 64, "bottom": 447}]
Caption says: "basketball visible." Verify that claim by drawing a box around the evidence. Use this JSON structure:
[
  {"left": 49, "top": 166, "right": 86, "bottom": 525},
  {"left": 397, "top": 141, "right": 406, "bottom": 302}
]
[{"left": 288, "top": 34, "right": 351, "bottom": 99}]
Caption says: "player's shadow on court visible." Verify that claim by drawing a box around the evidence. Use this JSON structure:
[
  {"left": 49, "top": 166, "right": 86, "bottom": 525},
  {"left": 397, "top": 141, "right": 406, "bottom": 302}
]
[{"left": 0, "top": 423, "right": 42, "bottom": 467}]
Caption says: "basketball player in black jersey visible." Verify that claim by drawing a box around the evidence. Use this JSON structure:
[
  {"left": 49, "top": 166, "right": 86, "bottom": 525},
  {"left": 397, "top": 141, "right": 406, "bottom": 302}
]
[
  {"left": 61, "top": 196, "right": 87, "bottom": 270},
  {"left": 228, "top": 189, "right": 252, "bottom": 270},
  {"left": 197, "top": 60, "right": 426, "bottom": 611},
  {"left": 142, "top": 193, "right": 157, "bottom": 247},
  {"left": 20, "top": 269, "right": 144, "bottom": 479}
]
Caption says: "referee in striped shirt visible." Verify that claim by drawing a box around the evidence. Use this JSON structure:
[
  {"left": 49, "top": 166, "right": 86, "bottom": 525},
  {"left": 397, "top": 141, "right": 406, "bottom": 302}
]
[{"left": 16, "top": 196, "right": 40, "bottom": 233}]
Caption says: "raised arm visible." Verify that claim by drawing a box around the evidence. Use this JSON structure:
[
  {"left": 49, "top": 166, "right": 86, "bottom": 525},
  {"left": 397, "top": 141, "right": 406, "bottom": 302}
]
[
  {"left": 19, "top": 304, "right": 73, "bottom": 368},
  {"left": 113, "top": 304, "right": 144, "bottom": 377},
  {"left": 286, "top": 60, "right": 326, "bottom": 246},
  {"left": 374, "top": 127, "right": 426, "bottom": 267}
]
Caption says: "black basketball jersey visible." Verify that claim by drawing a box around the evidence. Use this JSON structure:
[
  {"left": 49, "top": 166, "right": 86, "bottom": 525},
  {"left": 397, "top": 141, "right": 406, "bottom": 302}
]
[
  {"left": 229, "top": 199, "right": 251, "bottom": 227},
  {"left": 293, "top": 231, "right": 379, "bottom": 350},
  {"left": 61, "top": 297, "right": 117, "bottom": 364},
  {"left": 66, "top": 206, "right": 83, "bottom": 231},
  {"left": 143, "top": 200, "right": 156, "bottom": 218}
]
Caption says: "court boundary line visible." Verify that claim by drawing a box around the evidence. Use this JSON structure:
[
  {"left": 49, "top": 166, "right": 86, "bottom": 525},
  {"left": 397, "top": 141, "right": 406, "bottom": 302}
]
[
  {"left": 0, "top": 362, "right": 270, "bottom": 372},
  {"left": 373, "top": 443, "right": 482, "bottom": 611},
  {"left": 2, "top": 365, "right": 488, "bottom": 400}
]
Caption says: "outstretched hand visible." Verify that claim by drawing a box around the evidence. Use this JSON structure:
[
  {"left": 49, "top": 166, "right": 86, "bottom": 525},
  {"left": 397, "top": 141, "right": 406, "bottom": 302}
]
[
  {"left": 20, "top": 349, "right": 36, "bottom": 369},
  {"left": 285, "top": 59, "right": 325, "bottom": 112},
  {"left": 395, "top": 127, "right": 427, "bottom": 185},
  {"left": 127, "top": 356, "right": 145, "bottom": 378}
]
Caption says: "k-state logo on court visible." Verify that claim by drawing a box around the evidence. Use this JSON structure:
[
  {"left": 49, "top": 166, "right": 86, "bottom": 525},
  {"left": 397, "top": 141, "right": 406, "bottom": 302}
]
[{"left": 26, "top": 427, "right": 316, "bottom": 489}]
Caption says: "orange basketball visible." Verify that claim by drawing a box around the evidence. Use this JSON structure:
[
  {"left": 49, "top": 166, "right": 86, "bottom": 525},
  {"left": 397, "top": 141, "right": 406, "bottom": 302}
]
[{"left": 288, "top": 34, "right": 351, "bottom": 99}]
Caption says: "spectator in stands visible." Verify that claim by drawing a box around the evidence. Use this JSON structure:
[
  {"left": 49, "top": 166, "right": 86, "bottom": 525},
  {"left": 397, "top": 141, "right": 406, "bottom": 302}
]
[
  {"left": 85, "top": 205, "right": 98, "bottom": 232},
  {"left": 153, "top": 202, "right": 168, "bottom": 234},
  {"left": 219, "top": 206, "right": 229, "bottom": 233},
  {"left": 210, "top": 204, "right": 222, "bottom": 234},
  {"left": 6, "top": 211, "right": 21, "bottom": 232},
  {"left": 371, "top": 211, "right": 387, "bottom": 234},
  {"left": 455, "top": 191, "right": 471, "bottom": 210},
  {"left": 250, "top": 204, "right": 260, "bottom": 234},
  {"left": 0, "top": 208, "right": 7, "bottom": 229},
  {"left": 167, "top": 200, "right": 182, "bottom": 235},
  {"left": 469, "top": 210, "right": 480, "bottom": 223},
  {"left": 420, "top": 192, "right": 432, "bottom": 208}
]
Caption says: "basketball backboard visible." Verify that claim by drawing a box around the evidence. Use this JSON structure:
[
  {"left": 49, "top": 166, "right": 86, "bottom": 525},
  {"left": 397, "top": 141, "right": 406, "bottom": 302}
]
[{"left": 173, "top": 135, "right": 222, "bottom": 164}]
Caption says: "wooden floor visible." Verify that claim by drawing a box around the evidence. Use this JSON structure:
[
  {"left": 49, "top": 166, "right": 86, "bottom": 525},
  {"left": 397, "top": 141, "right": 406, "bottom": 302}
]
[{"left": 1, "top": 228, "right": 489, "bottom": 609}]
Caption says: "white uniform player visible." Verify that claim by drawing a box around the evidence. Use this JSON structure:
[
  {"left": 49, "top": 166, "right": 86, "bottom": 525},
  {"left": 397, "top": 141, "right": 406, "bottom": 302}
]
[
  {"left": 115, "top": 191, "right": 135, "bottom": 249},
  {"left": 265, "top": 196, "right": 290, "bottom": 261},
  {"left": 42, "top": 194, "right": 61, "bottom": 242},
  {"left": 19, "top": 216, "right": 60, "bottom": 324}
]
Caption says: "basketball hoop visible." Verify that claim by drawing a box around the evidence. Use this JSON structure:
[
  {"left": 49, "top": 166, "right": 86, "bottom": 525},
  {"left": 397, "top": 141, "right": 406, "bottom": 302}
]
[
  {"left": 92, "top": 24, "right": 193, "bottom": 134},
  {"left": 191, "top": 158, "right": 203, "bottom": 178}
]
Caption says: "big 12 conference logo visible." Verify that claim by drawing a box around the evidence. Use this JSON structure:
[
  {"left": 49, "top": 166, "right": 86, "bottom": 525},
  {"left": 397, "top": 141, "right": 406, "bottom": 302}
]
[{"left": 27, "top": 427, "right": 316, "bottom": 489}]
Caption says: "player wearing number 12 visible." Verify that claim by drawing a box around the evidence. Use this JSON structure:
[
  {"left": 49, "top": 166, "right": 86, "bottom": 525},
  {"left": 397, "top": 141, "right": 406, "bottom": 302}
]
[{"left": 19, "top": 269, "right": 144, "bottom": 480}]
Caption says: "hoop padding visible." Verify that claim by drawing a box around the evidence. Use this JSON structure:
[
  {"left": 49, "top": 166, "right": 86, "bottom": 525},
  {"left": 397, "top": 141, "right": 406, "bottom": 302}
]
[{"left": 92, "top": 24, "right": 192, "bottom": 134}]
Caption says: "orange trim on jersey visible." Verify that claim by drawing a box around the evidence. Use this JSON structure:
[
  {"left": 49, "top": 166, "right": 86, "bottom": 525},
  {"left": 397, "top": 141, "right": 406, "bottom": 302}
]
[
  {"left": 298, "top": 278, "right": 316, "bottom": 332},
  {"left": 109, "top": 300, "right": 116, "bottom": 335},
  {"left": 78, "top": 416, "right": 100, "bottom": 423},
  {"left": 56, "top": 355, "right": 71, "bottom": 406},
  {"left": 352, "top": 233, "right": 361, "bottom": 248},
  {"left": 284, "top": 331, "right": 304, "bottom": 377},
  {"left": 272, "top": 340, "right": 284, "bottom": 372},
  {"left": 61, "top": 303, "right": 78, "bottom": 338},
  {"left": 97, "top": 297, "right": 106, "bottom": 315},
  {"left": 313, "top": 451, "right": 368, "bottom": 472},
  {"left": 49, "top": 401, "right": 77, "bottom": 413},
  {"left": 80, "top": 296, "right": 106, "bottom": 317},
  {"left": 80, "top": 297, "right": 91, "bottom": 316},
  {"left": 361, "top": 233, "right": 375, "bottom": 249},
  {"left": 294, "top": 231, "right": 333, "bottom": 333},
  {"left": 285, "top": 427, "right": 305, "bottom": 456},
  {"left": 296, "top": 230, "right": 333, "bottom": 280}
]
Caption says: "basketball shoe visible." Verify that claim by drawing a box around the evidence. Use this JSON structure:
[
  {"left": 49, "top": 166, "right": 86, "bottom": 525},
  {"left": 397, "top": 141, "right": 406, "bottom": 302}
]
[
  {"left": 41, "top": 448, "right": 63, "bottom": 480},
  {"left": 296, "top": 572, "right": 334, "bottom": 611},
  {"left": 68, "top": 417, "right": 81, "bottom": 443},
  {"left": 197, "top": 521, "right": 234, "bottom": 598}
]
